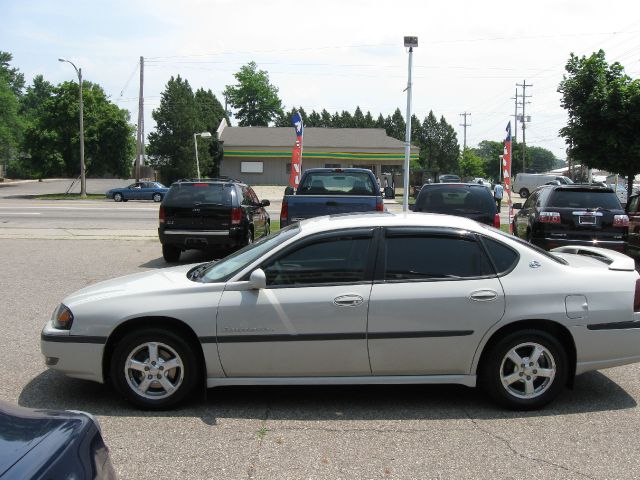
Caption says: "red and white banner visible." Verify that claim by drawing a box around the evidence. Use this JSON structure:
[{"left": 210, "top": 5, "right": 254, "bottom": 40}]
[
  {"left": 289, "top": 112, "right": 304, "bottom": 188},
  {"left": 503, "top": 121, "right": 513, "bottom": 233}
]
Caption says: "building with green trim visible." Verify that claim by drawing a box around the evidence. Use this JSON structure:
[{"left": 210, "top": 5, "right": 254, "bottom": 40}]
[{"left": 218, "top": 126, "right": 419, "bottom": 186}]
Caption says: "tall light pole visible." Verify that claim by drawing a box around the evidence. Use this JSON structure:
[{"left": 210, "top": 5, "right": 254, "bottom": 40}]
[
  {"left": 58, "top": 58, "right": 86, "bottom": 198},
  {"left": 193, "top": 131, "right": 212, "bottom": 179},
  {"left": 402, "top": 36, "right": 418, "bottom": 212}
]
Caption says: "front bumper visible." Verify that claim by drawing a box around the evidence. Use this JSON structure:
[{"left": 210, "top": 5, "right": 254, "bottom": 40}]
[{"left": 41, "top": 323, "right": 106, "bottom": 383}]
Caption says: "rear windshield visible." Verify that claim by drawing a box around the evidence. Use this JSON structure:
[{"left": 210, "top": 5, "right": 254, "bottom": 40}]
[
  {"left": 415, "top": 187, "right": 496, "bottom": 214},
  {"left": 297, "top": 172, "right": 376, "bottom": 195},
  {"left": 548, "top": 190, "right": 621, "bottom": 209},
  {"left": 164, "top": 183, "right": 233, "bottom": 207}
]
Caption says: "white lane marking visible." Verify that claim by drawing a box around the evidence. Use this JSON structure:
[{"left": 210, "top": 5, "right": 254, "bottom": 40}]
[
  {"left": 0, "top": 206, "right": 157, "bottom": 212},
  {"left": 0, "top": 212, "right": 41, "bottom": 215}
]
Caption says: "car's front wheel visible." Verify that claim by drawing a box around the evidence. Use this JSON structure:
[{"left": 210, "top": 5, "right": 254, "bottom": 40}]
[
  {"left": 110, "top": 328, "right": 199, "bottom": 409},
  {"left": 162, "top": 244, "right": 181, "bottom": 262},
  {"left": 480, "top": 329, "right": 567, "bottom": 410},
  {"left": 519, "top": 188, "right": 529, "bottom": 198},
  {"left": 152, "top": 193, "right": 163, "bottom": 202},
  {"left": 114, "top": 193, "right": 123, "bottom": 202}
]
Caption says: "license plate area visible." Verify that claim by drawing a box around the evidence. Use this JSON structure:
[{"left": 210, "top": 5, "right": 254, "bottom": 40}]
[{"left": 579, "top": 215, "right": 596, "bottom": 225}]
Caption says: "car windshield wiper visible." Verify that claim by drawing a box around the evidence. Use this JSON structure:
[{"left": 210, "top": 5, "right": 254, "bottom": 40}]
[{"left": 188, "top": 262, "right": 216, "bottom": 281}]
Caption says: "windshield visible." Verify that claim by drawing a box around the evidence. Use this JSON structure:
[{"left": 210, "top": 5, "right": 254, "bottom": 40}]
[
  {"left": 415, "top": 186, "right": 495, "bottom": 214},
  {"left": 199, "top": 224, "right": 301, "bottom": 282},
  {"left": 548, "top": 190, "right": 621, "bottom": 209},
  {"left": 297, "top": 172, "right": 376, "bottom": 195}
]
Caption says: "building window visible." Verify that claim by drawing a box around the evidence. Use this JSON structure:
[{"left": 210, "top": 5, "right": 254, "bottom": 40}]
[
  {"left": 241, "top": 161, "right": 263, "bottom": 173},
  {"left": 324, "top": 163, "right": 341, "bottom": 169}
]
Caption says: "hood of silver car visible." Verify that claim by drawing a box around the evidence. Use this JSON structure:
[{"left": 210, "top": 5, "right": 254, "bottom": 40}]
[{"left": 63, "top": 264, "right": 199, "bottom": 307}]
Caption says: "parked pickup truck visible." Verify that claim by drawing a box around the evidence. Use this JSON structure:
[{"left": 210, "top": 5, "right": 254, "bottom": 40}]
[{"left": 280, "top": 168, "right": 384, "bottom": 227}]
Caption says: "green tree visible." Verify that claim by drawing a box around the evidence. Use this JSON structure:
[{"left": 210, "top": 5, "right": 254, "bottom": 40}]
[
  {"left": 437, "top": 116, "right": 460, "bottom": 174},
  {"left": 319, "top": 109, "right": 332, "bottom": 127},
  {"left": 148, "top": 75, "right": 199, "bottom": 183},
  {"left": 23, "top": 80, "right": 134, "bottom": 178},
  {"left": 352, "top": 106, "right": 365, "bottom": 127},
  {"left": 194, "top": 88, "right": 227, "bottom": 177},
  {"left": 0, "top": 51, "right": 25, "bottom": 96},
  {"left": 386, "top": 108, "right": 405, "bottom": 140},
  {"left": 459, "top": 148, "right": 485, "bottom": 178},
  {"left": 0, "top": 76, "right": 22, "bottom": 176},
  {"left": 307, "top": 110, "right": 321, "bottom": 127},
  {"left": 224, "top": 62, "right": 283, "bottom": 126},
  {"left": 558, "top": 49, "right": 640, "bottom": 197}
]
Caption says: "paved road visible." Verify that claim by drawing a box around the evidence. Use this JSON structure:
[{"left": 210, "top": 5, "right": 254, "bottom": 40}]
[{"left": 2, "top": 237, "right": 640, "bottom": 479}]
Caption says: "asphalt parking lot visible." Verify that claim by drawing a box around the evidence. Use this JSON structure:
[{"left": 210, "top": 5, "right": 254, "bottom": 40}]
[{"left": 2, "top": 237, "right": 640, "bottom": 479}]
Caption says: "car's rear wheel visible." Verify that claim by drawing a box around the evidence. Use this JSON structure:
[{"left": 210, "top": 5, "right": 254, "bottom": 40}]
[
  {"left": 162, "top": 244, "right": 181, "bottom": 262},
  {"left": 519, "top": 188, "right": 529, "bottom": 198},
  {"left": 480, "top": 329, "right": 567, "bottom": 410},
  {"left": 152, "top": 193, "right": 162, "bottom": 202},
  {"left": 114, "top": 193, "right": 123, "bottom": 202},
  {"left": 110, "top": 328, "right": 199, "bottom": 409}
]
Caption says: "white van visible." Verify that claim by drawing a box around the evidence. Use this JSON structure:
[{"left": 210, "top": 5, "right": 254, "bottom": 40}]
[{"left": 513, "top": 173, "right": 573, "bottom": 198}]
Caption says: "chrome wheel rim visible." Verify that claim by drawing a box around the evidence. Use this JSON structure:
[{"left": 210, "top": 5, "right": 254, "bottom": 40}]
[
  {"left": 124, "top": 342, "right": 184, "bottom": 400},
  {"left": 500, "top": 342, "right": 556, "bottom": 400},
  {"left": 153, "top": 194, "right": 161, "bottom": 202}
]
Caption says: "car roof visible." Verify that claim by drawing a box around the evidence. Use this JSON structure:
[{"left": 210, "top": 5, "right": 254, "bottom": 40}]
[
  {"left": 170, "top": 177, "right": 245, "bottom": 186},
  {"left": 545, "top": 184, "right": 615, "bottom": 193},
  {"left": 304, "top": 168, "right": 373, "bottom": 173},
  {"left": 297, "top": 211, "right": 484, "bottom": 236},
  {"left": 420, "top": 183, "right": 491, "bottom": 189}
]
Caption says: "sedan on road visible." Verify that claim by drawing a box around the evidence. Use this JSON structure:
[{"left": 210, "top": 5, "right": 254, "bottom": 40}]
[
  {"left": 106, "top": 182, "right": 168, "bottom": 202},
  {"left": 41, "top": 212, "right": 640, "bottom": 411}
]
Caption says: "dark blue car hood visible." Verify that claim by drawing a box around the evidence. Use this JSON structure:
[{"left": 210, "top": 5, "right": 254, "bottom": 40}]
[{"left": 0, "top": 401, "right": 91, "bottom": 478}]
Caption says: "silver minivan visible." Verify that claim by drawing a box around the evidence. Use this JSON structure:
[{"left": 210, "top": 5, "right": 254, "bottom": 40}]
[{"left": 513, "top": 173, "right": 573, "bottom": 198}]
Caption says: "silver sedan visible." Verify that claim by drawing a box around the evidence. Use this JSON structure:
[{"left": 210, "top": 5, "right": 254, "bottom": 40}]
[{"left": 41, "top": 213, "right": 640, "bottom": 410}]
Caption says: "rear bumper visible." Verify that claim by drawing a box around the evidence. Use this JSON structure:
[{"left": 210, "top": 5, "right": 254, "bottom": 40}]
[
  {"left": 572, "top": 320, "right": 640, "bottom": 374},
  {"left": 533, "top": 236, "right": 626, "bottom": 252},
  {"left": 159, "top": 227, "right": 245, "bottom": 249}
]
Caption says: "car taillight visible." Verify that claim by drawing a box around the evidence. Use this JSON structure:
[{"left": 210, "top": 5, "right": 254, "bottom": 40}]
[
  {"left": 634, "top": 279, "right": 640, "bottom": 312},
  {"left": 280, "top": 200, "right": 288, "bottom": 223},
  {"left": 493, "top": 213, "right": 500, "bottom": 228},
  {"left": 376, "top": 198, "right": 384, "bottom": 212},
  {"left": 539, "top": 211, "right": 561, "bottom": 224},
  {"left": 231, "top": 207, "right": 242, "bottom": 225},
  {"left": 614, "top": 214, "right": 629, "bottom": 227},
  {"left": 159, "top": 206, "right": 165, "bottom": 224}
]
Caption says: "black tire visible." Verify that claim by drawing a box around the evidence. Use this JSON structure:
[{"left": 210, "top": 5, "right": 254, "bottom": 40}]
[
  {"left": 152, "top": 193, "right": 163, "bottom": 202},
  {"left": 114, "top": 193, "right": 123, "bottom": 202},
  {"left": 480, "top": 329, "right": 567, "bottom": 410},
  {"left": 519, "top": 188, "right": 529, "bottom": 198},
  {"left": 162, "top": 244, "right": 181, "bottom": 262},
  {"left": 110, "top": 328, "right": 200, "bottom": 409}
]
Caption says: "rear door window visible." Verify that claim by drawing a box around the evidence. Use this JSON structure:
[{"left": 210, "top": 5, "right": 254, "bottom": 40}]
[
  {"left": 480, "top": 237, "right": 519, "bottom": 275},
  {"left": 383, "top": 232, "right": 493, "bottom": 280}
]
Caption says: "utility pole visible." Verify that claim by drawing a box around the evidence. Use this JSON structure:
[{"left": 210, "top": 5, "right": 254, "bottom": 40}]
[
  {"left": 135, "top": 56, "right": 144, "bottom": 182},
  {"left": 459, "top": 112, "right": 471, "bottom": 151},
  {"left": 402, "top": 36, "right": 417, "bottom": 213},
  {"left": 516, "top": 80, "right": 532, "bottom": 173},
  {"left": 511, "top": 89, "right": 518, "bottom": 144}
]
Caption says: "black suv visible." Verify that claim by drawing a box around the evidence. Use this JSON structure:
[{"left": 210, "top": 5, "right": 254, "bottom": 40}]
[
  {"left": 159, "top": 178, "right": 270, "bottom": 262},
  {"left": 411, "top": 183, "right": 500, "bottom": 227},
  {"left": 512, "top": 184, "right": 628, "bottom": 251}
]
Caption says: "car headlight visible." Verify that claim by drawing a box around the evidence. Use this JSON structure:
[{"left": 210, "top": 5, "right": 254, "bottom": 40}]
[{"left": 52, "top": 304, "right": 74, "bottom": 330}]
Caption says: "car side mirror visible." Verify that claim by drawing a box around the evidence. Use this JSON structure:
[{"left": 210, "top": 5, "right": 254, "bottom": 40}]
[
  {"left": 249, "top": 268, "right": 266, "bottom": 290},
  {"left": 284, "top": 186, "right": 294, "bottom": 196},
  {"left": 261, "top": 199, "right": 270, "bottom": 207},
  {"left": 512, "top": 202, "right": 522, "bottom": 209}
]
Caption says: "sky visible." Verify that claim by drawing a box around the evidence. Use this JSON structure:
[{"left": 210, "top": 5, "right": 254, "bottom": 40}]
[{"left": 2, "top": 0, "right": 640, "bottom": 161}]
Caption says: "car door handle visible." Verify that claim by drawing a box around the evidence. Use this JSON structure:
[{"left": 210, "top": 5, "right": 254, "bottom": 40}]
[
  {"left": 469, "top": 290, "right": 498, "bottom": 302},
  {"left": 333, "top": 294, "right": 364, "bottom": 307}
]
